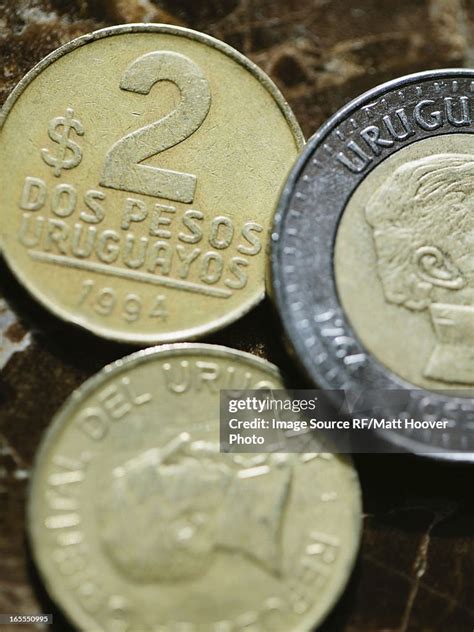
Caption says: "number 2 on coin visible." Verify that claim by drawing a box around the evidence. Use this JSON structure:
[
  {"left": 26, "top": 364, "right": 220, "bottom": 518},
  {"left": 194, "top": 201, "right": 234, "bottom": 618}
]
[{"left": 100, "top": 51, "right": 211, "bottom": 204}]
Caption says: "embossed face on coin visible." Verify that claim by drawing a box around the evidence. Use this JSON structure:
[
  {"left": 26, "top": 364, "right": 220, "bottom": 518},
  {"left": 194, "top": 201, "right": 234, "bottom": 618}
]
[
  {"left": 271, "top": 71, "right": 474, "bottom": 457},
  {"left": 28, "top": 344, "right": 362, "bottom": 632},
  {"left": 336, "top": 135, "right": 474, "bottom": 390},
  {"left": 0, "top": 25, "right": 303, "bottom": 344}
]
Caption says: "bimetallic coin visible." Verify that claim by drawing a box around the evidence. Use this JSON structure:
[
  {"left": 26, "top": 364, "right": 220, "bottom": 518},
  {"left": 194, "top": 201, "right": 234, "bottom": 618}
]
[
  {"left": 0, "top": 25, "right": 303, "bottom": 344},
  {"left": 271, "top": 70, "right": 474, "bottom": 459},
  {"left": 28, "top": 344, "right": 362, "bottom": 632}
]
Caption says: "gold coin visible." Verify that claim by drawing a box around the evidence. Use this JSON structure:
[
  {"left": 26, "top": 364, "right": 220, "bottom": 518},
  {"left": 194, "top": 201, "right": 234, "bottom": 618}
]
[
  {"left": 28, "top": 344, "right": 362, "bottom": 632},
  {"left": 0, "top": 25, "right": 303, "bottom": 344},
  {"left": 335, "top": 133, "right": 474, "bottom": 390}
]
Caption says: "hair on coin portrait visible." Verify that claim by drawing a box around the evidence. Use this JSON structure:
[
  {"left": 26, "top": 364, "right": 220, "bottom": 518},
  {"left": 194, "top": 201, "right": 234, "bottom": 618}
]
[
  {"left": 364, "top": 153, "right": 474, "bottom": 384},
  {"left": 96, "top": 431, "right": 292, "bottom": 583}
]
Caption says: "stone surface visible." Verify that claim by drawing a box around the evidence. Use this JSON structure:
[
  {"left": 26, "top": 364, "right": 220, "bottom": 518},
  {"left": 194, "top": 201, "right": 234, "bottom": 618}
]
[{"left": 1, "top": 0, "right": 474, "bottom": 630}]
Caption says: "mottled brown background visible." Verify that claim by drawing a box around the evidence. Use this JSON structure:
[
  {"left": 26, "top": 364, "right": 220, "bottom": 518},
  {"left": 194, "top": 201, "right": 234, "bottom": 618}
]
[{"left": 0, "top": 0, "right": 473, "bottom": 630}]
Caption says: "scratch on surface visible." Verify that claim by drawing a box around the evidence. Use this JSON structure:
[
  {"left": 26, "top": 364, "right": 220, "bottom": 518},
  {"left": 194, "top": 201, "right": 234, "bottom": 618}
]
[
  {"left": 0, "top": 431, "right": 30, "bottom": 487},
  {"left": 0, "top": 298, "right": 32, "bottom": 370},
  {"left": 365, "top": 551, "right": 474, "bottom": 619},
  {"left": 398, "top": 505, "right": 457, "bottom": 631}
]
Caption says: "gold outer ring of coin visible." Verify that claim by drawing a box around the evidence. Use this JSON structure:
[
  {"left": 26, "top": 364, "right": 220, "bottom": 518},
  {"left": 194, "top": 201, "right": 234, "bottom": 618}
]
[
  {"left": 0, "top": 24, "right": 304, "bottom": 344},
  {"left": 28, "top": 343, "right": 362, "bottom": 632}
]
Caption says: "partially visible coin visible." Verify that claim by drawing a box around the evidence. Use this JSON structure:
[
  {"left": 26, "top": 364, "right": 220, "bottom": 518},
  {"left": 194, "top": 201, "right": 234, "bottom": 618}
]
[
  {"left": 28, "top": 344, "right": 361, "bottom": 632},
  {"left": 271, "top": 69, "right": 474, "bottom": 460},
  {"left": 0, "top": 24, "right": 303, "bottom": 344}
]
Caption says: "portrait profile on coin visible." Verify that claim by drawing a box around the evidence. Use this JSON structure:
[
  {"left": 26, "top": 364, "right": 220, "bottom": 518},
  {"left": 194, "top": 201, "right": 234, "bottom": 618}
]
[
  {"left": 365, "top": 153, "right": 474, "bottom": 384},
  {"left": 96, "top": 431, "right": 292, "bottom": 583}
]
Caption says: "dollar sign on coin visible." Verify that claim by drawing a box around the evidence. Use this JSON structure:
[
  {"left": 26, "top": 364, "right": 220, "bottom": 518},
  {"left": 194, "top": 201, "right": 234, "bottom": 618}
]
[
  {"left": 0, "top": 25, "right": 303, "bottom": 344},
  {"left": 41, "top": 107, "right": 84, "bottom": 177}
]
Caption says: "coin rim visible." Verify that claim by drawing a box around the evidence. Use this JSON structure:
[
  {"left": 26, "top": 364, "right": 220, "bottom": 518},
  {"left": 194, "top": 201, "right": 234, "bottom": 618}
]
[
  {"left": 270, "top": 68, "right": 474, "bottom": 462},
  {"left": 27, "top": 342, "right": 362, "bottom": 632},
  {"left": 0, "top": 23, "right": 304, "bottom": 344}
]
